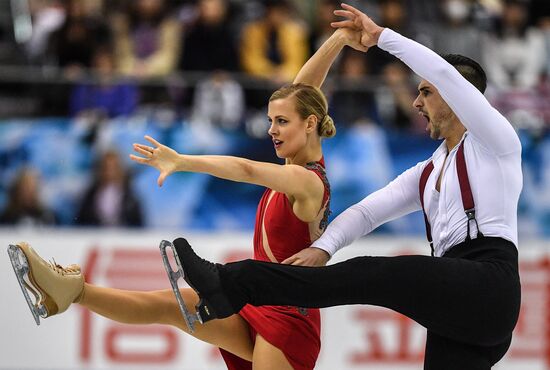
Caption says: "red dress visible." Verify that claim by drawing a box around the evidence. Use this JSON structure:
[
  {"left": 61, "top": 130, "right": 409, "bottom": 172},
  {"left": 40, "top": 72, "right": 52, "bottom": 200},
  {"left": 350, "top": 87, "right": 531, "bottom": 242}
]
[{"left": 220, "top": 160, "right": 331, "bottom": 370}]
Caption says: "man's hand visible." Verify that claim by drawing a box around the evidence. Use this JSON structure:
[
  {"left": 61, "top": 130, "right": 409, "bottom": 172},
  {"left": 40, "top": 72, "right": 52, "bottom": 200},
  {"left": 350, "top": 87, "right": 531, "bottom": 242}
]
[
  {"left": 331, "top": 3, "right": 385, "bottom": 48},
  {"left": 282, "top": 247, "right": 331, "bottom": 266}
]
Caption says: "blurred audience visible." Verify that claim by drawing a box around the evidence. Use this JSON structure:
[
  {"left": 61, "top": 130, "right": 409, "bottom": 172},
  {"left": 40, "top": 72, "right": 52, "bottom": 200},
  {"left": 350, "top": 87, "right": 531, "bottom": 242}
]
[
  {"left": 482, "top": 0, "right": 546, "bottom": 89},
  {"left": 376, "top": 62, "right": 423, "bottom": 132},
  {"left": 69, "top": 45, "right": 138, "bottom": 118},
  {"left": 75, "top": 149, "right": 143, "bottom": 227},
  {"left": 239, "top": 0, "right": 308, "bottom": 84},
  {"left": 25, "top": 0, "right": 66, "bottom": 63},
  {"left": 190, "top": 71, "right": 244, "bottom": 130},
  {"left": 112, "top": 0, "right": 181, "bottom": 78},
  {"left": 48, "top": 0, "right": 110, "bottom": 75},
  {"left": 329, "top": 49, "right": 379, "bottom": 127},
  {"left": 0, "top": 168, "right": 56, "bottom": 226},
  {"left": 309, "top": 0, "right": 340, "bottom": 55},
  {"left": 179, "top": 0, "right": 239, "bottom": 72},
  {"left": 432, "top": 0, "right": 482, "bottom": 62},
  {"left": 366, "top": 0, "right": 418, "bottom": 75}
]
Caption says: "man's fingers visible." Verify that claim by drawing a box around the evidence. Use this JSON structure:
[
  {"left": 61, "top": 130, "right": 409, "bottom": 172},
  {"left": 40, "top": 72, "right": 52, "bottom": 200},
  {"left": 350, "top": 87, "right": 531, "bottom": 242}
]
[
  {"left": 282, "top": 255, "right": 299, "bottom": 265},
  {"left": 331, "top": 20, "right": 356, "bottom": 29},
  {"left": 341, "top": 3, "right": 364, "bottom": 17},
  {"left": 145, "top": 135, "right": 161, "bottom": 147},
  {"left": 334, "top": 9, "right": 355, "bottom": 19},
  {"left": 290, "top": 259, "right": 304, "bottom": 266}
]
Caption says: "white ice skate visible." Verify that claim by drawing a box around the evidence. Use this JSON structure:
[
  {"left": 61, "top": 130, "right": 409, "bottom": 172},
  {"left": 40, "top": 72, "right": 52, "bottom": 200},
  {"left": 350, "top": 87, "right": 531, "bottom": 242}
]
[{"left": 7, "top": 243, "right": 84, "bottom": 325}]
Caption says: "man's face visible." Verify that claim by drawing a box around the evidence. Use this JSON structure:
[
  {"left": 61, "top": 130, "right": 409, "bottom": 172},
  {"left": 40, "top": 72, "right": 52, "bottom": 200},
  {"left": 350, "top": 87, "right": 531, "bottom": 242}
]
[{"left": 413, "top": 80, "right": 456, "bottom": 140}]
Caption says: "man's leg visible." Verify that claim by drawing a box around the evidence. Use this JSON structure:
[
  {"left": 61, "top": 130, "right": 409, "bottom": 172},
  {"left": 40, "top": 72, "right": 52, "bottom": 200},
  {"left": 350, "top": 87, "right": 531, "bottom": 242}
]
[
  {"left": 174, "top": 238, "right": 520, "bottom": 347},
  {"left": 423, "top": 331, "right": 512, "bottom": 370},
  {"left": 219, "top": 254, "right": 520, "bottom": 346}
]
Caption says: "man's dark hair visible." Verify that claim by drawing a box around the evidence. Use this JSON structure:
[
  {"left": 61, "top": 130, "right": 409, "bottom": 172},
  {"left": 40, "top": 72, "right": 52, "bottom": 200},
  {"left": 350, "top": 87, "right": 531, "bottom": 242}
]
[{"left": 442, "top": 54, "right": 487, "bottom": 94}]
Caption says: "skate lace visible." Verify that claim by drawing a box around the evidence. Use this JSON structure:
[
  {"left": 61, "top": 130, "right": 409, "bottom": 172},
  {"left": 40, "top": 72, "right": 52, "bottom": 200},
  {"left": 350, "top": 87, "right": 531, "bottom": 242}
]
[{"left": 48, "top": 259, "right": 80, "bottom": 276}]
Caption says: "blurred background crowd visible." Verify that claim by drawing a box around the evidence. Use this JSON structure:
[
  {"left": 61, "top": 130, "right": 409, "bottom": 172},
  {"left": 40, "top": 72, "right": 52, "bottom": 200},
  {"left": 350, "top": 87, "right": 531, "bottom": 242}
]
[{"left": 0, "top": 0, "right": 549, "bottom": 240}]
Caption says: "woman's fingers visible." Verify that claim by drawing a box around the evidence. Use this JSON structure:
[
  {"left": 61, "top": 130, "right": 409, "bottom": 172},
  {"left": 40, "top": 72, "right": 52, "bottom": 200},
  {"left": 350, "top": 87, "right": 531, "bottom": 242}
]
[
  {"left": 157, "top": 173, "right": 166, "bottom": 187},
  {"left": 144, "top": 135, "right": 161, "bottom": 147},
  {"left": 129, "top": 154, "right": 149, "bottom": 164},
  {"left": 133, "top": 144, "right": 153, "bottom": 157},
  {"left": 134, "top": 143, "right": 153, "bottom": 151}
]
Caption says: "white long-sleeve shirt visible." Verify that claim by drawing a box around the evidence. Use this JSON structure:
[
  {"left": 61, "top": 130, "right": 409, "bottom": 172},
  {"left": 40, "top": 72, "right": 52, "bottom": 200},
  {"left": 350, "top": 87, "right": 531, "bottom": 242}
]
[{"left": 314, "top": 29, "right": 523, "bottom": 257}]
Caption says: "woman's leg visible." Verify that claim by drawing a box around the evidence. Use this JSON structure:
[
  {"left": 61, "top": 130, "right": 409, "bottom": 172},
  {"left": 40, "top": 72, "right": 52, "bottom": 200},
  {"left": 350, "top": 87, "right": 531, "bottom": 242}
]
[
  {"left": 79, "top": 285, "right": 254, "bottom": 361},
  {"left": 12, "top": 242, "right": 254, "bottom": 360},
  {"left": 251, "top": 334, "right": 294, "bottom": 370}
]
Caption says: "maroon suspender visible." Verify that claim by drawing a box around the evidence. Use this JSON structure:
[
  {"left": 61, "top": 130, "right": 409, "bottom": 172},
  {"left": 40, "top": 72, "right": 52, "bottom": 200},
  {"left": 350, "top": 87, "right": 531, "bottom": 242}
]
[
  {"left": 419, "top": 140, "right": 483, "bottom": 256},
  {"left": 419, "top": 162, "right": 435, "bottom": 256}
]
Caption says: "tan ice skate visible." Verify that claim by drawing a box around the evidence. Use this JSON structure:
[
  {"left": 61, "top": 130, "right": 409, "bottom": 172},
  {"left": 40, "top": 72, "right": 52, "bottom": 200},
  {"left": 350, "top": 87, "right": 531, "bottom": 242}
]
[{"left": 7, "top": 242, "right": 84, "bottom": 325}]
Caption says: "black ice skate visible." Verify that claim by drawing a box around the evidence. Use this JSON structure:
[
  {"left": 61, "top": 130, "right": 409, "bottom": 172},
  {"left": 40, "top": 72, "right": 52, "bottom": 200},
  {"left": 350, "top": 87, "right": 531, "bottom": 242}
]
[{"left": 159, "top": 238, "right": 235, "bottom": 332}]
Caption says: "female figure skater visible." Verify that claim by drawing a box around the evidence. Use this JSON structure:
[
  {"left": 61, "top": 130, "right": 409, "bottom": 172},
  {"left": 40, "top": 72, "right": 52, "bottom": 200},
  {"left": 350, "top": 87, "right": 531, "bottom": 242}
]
[{"left": 9, "top": 27, "right": 367, "bottom": 370}]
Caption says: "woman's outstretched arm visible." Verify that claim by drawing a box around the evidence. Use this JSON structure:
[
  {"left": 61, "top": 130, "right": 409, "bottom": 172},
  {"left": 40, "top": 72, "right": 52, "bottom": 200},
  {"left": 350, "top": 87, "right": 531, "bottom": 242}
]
[{"left": 130, "top": 136, "right": 324, "bottom": 222}]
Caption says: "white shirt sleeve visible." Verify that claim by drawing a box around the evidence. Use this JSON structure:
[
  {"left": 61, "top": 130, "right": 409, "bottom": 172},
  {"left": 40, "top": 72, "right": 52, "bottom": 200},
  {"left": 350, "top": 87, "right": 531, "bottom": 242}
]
[
  {"left": 378, "top": 28, "right": 521, "bottom": 156},
  {"left": 313, "top": 161, "right": 426, "bottom": 256}
]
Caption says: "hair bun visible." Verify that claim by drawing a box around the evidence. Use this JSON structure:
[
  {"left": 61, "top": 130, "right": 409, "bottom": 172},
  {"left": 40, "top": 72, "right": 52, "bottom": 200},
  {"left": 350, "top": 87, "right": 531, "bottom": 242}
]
[{"left": 319, "top": 115, "right": 336, "bottom": 138}]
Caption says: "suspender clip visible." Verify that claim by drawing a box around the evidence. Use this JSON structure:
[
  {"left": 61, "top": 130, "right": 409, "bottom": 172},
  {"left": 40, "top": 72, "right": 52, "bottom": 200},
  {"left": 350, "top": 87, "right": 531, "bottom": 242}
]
[{"left": 465, "top": 208, "right": 476, "bottom": 220}]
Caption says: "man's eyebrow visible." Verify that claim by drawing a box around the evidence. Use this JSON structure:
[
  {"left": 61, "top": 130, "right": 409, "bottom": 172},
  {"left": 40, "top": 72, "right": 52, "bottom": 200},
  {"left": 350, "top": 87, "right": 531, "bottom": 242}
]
[{"left": 418, "top": 86, "right": 430, "bottom": 92}]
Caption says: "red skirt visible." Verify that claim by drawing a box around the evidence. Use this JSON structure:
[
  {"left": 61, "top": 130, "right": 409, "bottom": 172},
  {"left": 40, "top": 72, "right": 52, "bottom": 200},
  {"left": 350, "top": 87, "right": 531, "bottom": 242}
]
[{"left": 220, "top": 304, "right": 321, "bottom": 370}]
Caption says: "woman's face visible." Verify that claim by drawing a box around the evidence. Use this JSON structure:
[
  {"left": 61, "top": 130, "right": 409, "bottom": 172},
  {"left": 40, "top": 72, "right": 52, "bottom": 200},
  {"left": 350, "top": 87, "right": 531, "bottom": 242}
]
[{"left": 267, "top": 96, "right": 313, "bottom": 159}]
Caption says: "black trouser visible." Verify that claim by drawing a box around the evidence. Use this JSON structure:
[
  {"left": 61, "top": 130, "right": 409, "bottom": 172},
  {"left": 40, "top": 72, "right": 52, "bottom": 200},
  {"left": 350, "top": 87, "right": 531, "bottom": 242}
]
[{"left": 219, "top": 237, "right": 521, "bottom": 369}]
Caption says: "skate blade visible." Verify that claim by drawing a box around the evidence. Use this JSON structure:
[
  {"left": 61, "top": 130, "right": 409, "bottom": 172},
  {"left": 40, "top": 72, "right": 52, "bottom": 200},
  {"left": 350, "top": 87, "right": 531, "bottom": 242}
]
[
  {"left": 159, "top": 240, "right": 202, "bottom": 333},
  {"left": 7, "top": 245, "right": 48, "bottom": 326}
]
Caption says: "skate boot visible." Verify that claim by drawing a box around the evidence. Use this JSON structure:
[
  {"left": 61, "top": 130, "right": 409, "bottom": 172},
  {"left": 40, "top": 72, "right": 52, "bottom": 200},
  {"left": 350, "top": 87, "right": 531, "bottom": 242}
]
[
  {"left": 7, "top": 242, "right": 84, "bottom": 325},
  {"left": 159, "top": 238, "right": 235, "bottom": 332}
]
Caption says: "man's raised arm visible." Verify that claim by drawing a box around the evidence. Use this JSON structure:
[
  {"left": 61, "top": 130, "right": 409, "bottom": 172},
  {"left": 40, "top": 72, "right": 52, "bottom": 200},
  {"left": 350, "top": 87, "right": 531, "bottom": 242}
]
[{"left": 334, "top": 3, "right": 521, "bottom": 155}]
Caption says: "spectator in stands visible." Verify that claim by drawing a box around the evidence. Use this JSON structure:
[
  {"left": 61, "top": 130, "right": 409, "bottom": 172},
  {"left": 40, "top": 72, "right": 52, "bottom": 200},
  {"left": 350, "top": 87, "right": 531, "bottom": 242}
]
[
  {"left": 112, "top": 0, "right": 181, "bottom": 78},
  {"left": 48, "top": 0, "right": 110, "bottom": 75},
  {"left": 69, "top": 45, "right": 138, "bottom": 118},
  {"left": 309, "top": 0, "right": 340, "bottom": 55},
  {"left": 431, "top": 0, "right": 482, "bottom": 62},
  {"left": 0, "top": 168, "right": 56, "bottom": 226},
  {"left": 179, "top": 0, "right": 239, "bottom": 72},
  {"left": 366, "top": 0, "right": 416, "bottom": 75},
  {"left": 75, "top": 149, "right": 143, "bottom": 227},
  {"left": 529, "top": 2, "right": 550, "bottom": 77},
  {"left": 190, "top": 71, "right": 244, "bottom": 130},
  {"left": 482, "top": 0, "right": 546, "bottom": 89},
  {"left": 240, "top": 0, "right": 308, "bottom": 84},
  {"left": 329, "top": 48, "right": 379, "bottom": 127},
  {"left": 377, "top": 61, "right": 423, "bottom": 132},
  {"left": 25, "top": 0, "right": 66, "bottom": 64}
]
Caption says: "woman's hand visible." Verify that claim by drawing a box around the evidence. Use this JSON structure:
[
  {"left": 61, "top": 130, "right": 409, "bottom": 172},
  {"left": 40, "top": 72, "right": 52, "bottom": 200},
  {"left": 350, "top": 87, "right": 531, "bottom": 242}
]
[
  {"left": 282, "top": 247, "right": 331, "bottom": 266},
  {"left": 130, "top": 135, "right": 180, "bottom": 187},
  {"left": 332, "top": 3, "right": 385, "bottom": 48},
  {"left": 334, "top": 27, "right": 368, "bottom": 52}
]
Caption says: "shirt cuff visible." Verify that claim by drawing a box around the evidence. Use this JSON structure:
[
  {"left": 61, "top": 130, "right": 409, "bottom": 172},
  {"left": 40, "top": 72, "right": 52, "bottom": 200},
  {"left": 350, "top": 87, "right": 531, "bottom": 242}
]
[{"left": 377, "top": 27, "right": 397, "bottom": 52}]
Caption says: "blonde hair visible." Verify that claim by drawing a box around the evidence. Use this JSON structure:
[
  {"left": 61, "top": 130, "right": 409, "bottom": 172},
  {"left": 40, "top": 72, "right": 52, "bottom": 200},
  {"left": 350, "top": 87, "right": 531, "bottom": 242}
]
[{"left": 269, "top": 83, "right": 336, "bottom": 138}]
